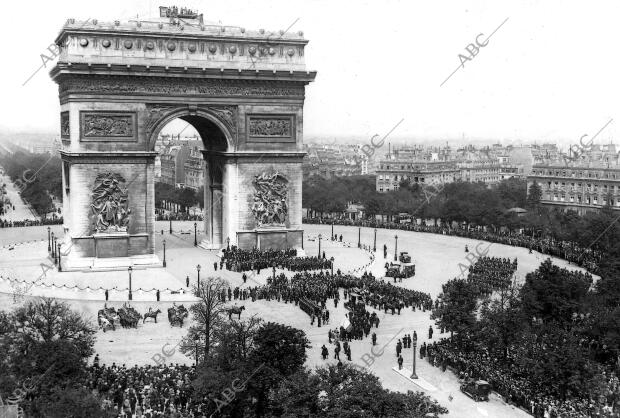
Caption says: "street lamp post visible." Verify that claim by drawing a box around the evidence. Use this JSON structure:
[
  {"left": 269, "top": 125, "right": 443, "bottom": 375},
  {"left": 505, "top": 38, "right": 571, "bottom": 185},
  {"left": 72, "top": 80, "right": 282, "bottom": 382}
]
[
  {"left": 410, "top": 333, "right": 418, "bottom": 379},
  {"left": 318, "top": 234, "right": 322, "bottom": 258},
  {"left": 51, "top": 232, "right": 55, "bottom": 258},
  {"left": 373, "top": 228, "right": 377, "bottom": 252},
  {"left": 162, "top": 239, "right": 167, "bottom": 268},
  {"left": 358, "top": 227, "right": 361, "bottom": 248},
  {"left": 330, "top": 257, "right": 335, "bottom": 275},
  {"left": 128, "top": 266, "right": 133, "bottom": 301},
  {"left": 57, "top": 242, "right": 62, "bottom": 272},
  {"left": 194, "top": 222, "right": 198, "bottom": 247},
  {"left": 53, "top": 237, "right": 58, "bottom": 265},
  {"left": 331, "top": 222, "right": 334, "bottom": 240},
  {"left": 169, "top": 218, "right": 172, "bottom": 234},
  {"left": 196, "top": 264, "right": 201, "bottom": 288},
  {"left": 47, "top": 226, "right": 51, "bottom": 252},
  {"left": 394, "top": 234, "right": 398, "bottom": 262}
]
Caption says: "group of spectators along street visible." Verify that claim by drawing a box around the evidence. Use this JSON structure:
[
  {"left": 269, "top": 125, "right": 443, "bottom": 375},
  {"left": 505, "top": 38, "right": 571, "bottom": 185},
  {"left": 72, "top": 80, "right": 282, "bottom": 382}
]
[{"left": 304, "top": 218, "right": 601, "bottom": 274}]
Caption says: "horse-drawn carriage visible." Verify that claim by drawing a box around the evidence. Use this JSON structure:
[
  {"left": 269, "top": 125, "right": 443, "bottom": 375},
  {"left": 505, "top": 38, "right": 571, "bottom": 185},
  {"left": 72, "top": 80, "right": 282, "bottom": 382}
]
[
  {"left": 118, "top": 304, "right": 142, "bottom": 328},
  {"left": 168, "top": 304, "right": 189, "bottom": 327},
  {"left": 98, "top": 304, "right": 143, "bottom": 331}
]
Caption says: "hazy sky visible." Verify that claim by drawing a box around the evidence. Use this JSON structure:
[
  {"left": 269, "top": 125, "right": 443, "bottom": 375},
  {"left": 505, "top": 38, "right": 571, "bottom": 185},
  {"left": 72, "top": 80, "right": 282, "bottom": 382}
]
[{"left": 2, "top": 0, "right": 619, "bottom": 146}]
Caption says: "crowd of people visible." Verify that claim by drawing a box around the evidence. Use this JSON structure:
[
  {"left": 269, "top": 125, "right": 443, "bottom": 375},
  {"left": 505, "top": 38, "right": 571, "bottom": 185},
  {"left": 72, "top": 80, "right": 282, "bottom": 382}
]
[
  {"left": 424, "top": 335, "right": 618, "bottom": 417},
  {"left": 155, "top": 213, "right": 203, "bottom": 222},
  {"left": 251, "top": 270, "right": 433, "bottom": 338},
  {"left": 304, "top": 218, "right": 602, "bottom": 274},
  {"left": 85, "top": 360, "right": 201, "bottom": 417},
  {"left": 0, "top": 217, "right": 63, "bottom": 228},
  {"left": 466, "top": 256, "right": 518, "bottom": 297},
  {"left": 220, "top": 246, "right": 332, "bottom": 273}
]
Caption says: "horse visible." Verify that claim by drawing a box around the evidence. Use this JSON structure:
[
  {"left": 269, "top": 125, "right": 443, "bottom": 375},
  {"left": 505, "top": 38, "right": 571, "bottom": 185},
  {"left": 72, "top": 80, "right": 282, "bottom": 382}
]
[
  {"left": 98, "top": 307, "right": 120, "bottom": 330},
  {"left": 143, "top": 308, "right": 161, "bottom": 323},
  {"left": 118, "top": 307, "right": 141, "bottom": 328},
  {"left": 226, "top": 306, "right": 245, "bottom": 320}
]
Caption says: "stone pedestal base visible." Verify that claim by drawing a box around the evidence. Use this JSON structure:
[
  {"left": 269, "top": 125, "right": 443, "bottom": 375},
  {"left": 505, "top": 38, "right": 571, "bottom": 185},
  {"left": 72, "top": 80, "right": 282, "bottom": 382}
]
[
  {"left": 236, "top": 228, "right": 303, "bottom": 251},
  {"left": 94, "top": 232, "right": 129, "bottom": 258}
]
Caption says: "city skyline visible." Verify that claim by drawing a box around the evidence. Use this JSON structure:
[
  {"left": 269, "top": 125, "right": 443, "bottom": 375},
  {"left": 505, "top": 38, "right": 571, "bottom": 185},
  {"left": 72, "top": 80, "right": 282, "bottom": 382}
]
[{"left": 1, "top": 0, "right": 620, "bottom": 145}]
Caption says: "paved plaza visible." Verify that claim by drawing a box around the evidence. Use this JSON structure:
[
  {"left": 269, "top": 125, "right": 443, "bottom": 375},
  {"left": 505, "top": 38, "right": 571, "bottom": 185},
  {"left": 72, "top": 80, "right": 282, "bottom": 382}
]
[{"left": 0, "top": 221, "right": 594, "bottom": 417}]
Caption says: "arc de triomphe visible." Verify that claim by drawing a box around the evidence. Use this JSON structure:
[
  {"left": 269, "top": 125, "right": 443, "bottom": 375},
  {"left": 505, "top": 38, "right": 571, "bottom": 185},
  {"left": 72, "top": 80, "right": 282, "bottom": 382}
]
[{"left": 51, "top": 9, "right": 315, "bottom": 270}]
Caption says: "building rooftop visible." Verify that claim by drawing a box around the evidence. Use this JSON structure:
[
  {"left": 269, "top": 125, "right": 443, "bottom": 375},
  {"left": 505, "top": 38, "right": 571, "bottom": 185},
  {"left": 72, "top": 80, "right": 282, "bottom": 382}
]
[{"left": 52, "top": 6, "right": 314, "bottom": 76}]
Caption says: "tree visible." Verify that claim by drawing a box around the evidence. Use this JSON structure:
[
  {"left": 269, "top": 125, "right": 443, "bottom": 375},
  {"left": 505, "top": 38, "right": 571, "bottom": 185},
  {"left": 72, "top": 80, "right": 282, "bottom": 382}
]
[
  {"left": 177, "top": 187, "right": 197, "bottom": 212},
  {"left": 479, "top": 280, "right": 525, "bottom": 359},
  {"left": 12, "top": 298, "right": 96, "bottom": 359},
  {"left": 249, "top": 322, "right": 310, "bottom": 376},
  {"left": 526, "top": 180, "right": 542, "bottom": 209},
  {"left": 516, "top": 325, "right": 603, "bottom": 400},
  {"left": 0, "top": 299, "right": 106, "bottom": 418},
  {"left": 186, "top": 278, "right": 229, "bottom": 359},
  {"left": 270, "top": 364, "right": 448, "bottom": 417},
  {"left": 431, "top": 279, "right": 478, "bottom": 338},
  {"left": 520, "top": 259, "right": 592, "bottom": 324},
  {"left": 191, "top": 315, "right": 264, "bottom": 417},
  {"left": 246, "top": 322, "right": 311, "bottom": 416}
]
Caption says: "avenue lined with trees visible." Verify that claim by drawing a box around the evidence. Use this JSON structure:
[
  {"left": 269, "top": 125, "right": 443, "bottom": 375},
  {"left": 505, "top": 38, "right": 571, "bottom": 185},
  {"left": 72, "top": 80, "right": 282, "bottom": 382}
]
[{"left": 0, "top": 151, "right": 61, "bottom": 218}]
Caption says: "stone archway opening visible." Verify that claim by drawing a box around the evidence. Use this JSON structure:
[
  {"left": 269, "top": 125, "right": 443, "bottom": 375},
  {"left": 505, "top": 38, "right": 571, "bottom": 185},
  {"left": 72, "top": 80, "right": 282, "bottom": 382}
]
[{"left": 153, "top": 114, "right": 229, "bottom": 248}]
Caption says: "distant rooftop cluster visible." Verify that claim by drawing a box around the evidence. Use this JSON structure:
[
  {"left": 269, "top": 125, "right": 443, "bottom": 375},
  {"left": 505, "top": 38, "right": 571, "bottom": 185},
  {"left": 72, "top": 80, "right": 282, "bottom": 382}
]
[{"left": 303, "top": 143, "right": 375, "bottom": 178}]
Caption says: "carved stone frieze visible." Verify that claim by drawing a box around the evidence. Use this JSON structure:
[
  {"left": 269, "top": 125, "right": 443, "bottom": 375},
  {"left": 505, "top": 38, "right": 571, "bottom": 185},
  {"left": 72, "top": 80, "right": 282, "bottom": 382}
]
[
  {"left": 59, "top": 75, "right": 304, "bottom": 98},
  {"left": 249, "top": 118, "right": 291, "bottom": 137},
  {"left": 80, "top": 111, "right": 136, "bottom": 141}
]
